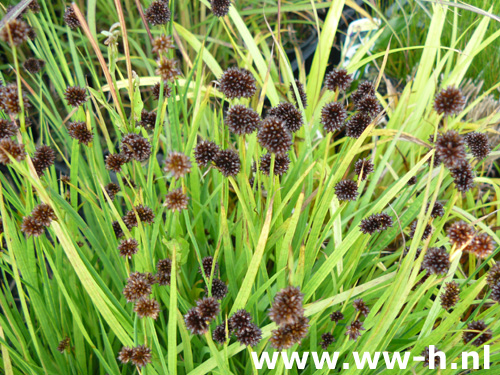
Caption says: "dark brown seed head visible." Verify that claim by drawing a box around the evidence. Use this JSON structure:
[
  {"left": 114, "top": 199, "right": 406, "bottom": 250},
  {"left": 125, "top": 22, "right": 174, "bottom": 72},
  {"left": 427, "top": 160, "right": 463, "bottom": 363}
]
[
  {"left": 377, "top": 213, "right": 393, "bottom": 231},
  {"left": 235, "top": 323, "right": 262, "bottom": 347},
  {"left": 112, "top": 221, "right": 125, "bottom": 238},
  {"left": 359, "top": 214, "right": 381, "bottom": 235},
  {"left": 434, "top": 86, "right": 465, "bottom": 117},
  {"left": 123, "top": 204, "right": 155, "bottom": 228},
  {"left": 57, "top": 337, "right": 70, "bottom": 353},
  {"left": 353, "top": 298, "right": 370, "bottom": 317},
  {"left": 330, "top": 310, "right": 344, "bottom": 323},
  {"left": 351, "top": 81, "right": 376, "bottom": 104},
  {"left": 0, "top": 138, "right": 26, "bottom": 164},
  {"left": 320, "top": 333, "right": 335, "bottom": 350},
  {"left": 464, "top": 132, "right": 490, "bottom": 160},
  {"left": 33, "top": 145, "right": 55, "bottom": 176},
  {"left": 156, "top": 58, "right": 181, "bottom": 82},
  {"left": 409, "top": 220, "right": 433, "bottom": 240},
  {"left": 134, "top": 299, "right": 160, "bottom": 319},
  {"left": 229, "top": 309, "right": 252, "bottom": 333},
  {"left": 285, "top": 315, "right": 309, "bottom": 342},
  {"left": 225, "top": 105, "right": 261, "bottom": 135},
  {"left": 64, "top": 86, "right": 87, "bottom": 107},
  {"left": 463, "top": 320, "right": 492, "bottom": 347},
  {"left": 21, "top": 216, "right": 45, "bottom": 237},
  {"left": 269, "top": 286, "right": 304, "bottom": 325},
  {"left": 152, "top": 34, "right": 174, "bottom": 54},
  {"left": 105, "top": 153, "right": 127, "bottom": 173},
  {"left": 28, "top": 1, "right": 41, "bottom": 13},
  {"left": 421, "top": 346, "right": 443, "bottom": 368},
  {"left": 450, "top": 161, "right": 474, "bottom": 193},
  {"left": 345, "top": 320, "right": 365, "bottom": 341},
  {"left": 104, "top": 182, "right": 120, "bottom": 201},
  {"left": 268, "top": 102, "right": 303, "bottom": 133},
  {"left": 324, "top": 68, "right": 353, "bottom": 92},
  {"left": 194, "top": 140, "right": 219, "bottom": 167},
  {"left": 0, "top": 119, "right": 17, "bottom": 139},
  {"left": 257, "top": 116, "right": 292, "bottom": 154},
  {"left": 63, "top": 7, "right": 80, "bottom": 29},
  {"left": 196, "top": 297, "right": 220, "bottom": 320},
  {"left": 354, "top": 158, "right": 374, "bottom": 181},
  {"left": 355, "top": 95, "right": 382, "bottom": 117},
  {"left": 207, "top": 279, "right": 228, "bottom": 300},
  {"left": 152, "top": 81, "right": 172, "bottom": 100},
  {"left": 219, "top": 68, "right": 257, "bottom": 99},
  {"left": 200, "top": 256, "right": 219, "bottom": 278},
  {"left": 259, "top": 153, "right": 290, "bottom": 176},
  {"left": 32, "top": 203, "right": 56, "bottom": 226},
  {"left": 214, "top": 149, "right": 241, "bottom": 177},
  {"left": 131, "top": 345, "right": 152, "bottom": 368},
  {"left": 0, "top": 83, "right": 30, "bottom": 115},
  {"left": 164, "top": 152, "right": 192, "bottom": 178},
  {"left": 440, "top": 281, "right": 460, "bottom": 310},
  {"left": 164, "top": 188, "right": 189, "bottom": 212},
  {"left": 139, "top": 110, "right": 157, "bottom": 130},
  {"left": 346, "top": 112, "right": 371, "bottom": 139},
  {"left": 447, "top": 221, "right": 474, "bottom": 248},
  {"left": 0, "top": 19, "right": 31, "bottom": 46},
  {"left": 212, "top": 324, "right": 228, "bottom": 344},
  {"left": 184, "top": 307, "right": 209, "bottom": 334},
  {"left": 467, "top": 233, "right": 495, "bottom": 259},
  {"left": 422, "top": 247, "right": 450, "bottom": 275},
  {"left": 145, "top": 0, "right": 171, "bottom": 25},
  {"left": 290, "top": 79, "right": 307, "bottom": 109},
  {"left": 490, "top": 283, "right": 500, "bottom": 303},
  {"left": 487, "top": 262, "right": 500, "bottom": 288},
  {"left": 118, "top": 346, "right": 134, "bottom": 363},
  {"left": 120, "top": 133, "right": 152, "bottom": 162},
  {"left": 118, "top": 238, "right": 139, "bottom": 258},
  {"left": 270, "top": 325, "right": 295, "bottom": 350},
  {"left": 435, "top": 131, "right": 466, "bottom": 168},
  {"left": 157, "top": 258, "right": 172, "bottom": 275},
  {"left": 23, "top": 58, "right": 45, "bottom": 74},
  {"left": 427, "top": 201, "right": 445, "bottom": 218},
  {"left": 123, "top": 272, "right": 152, "bottom": 302},
  {"left": 407, "top": 176, "right": 418, "bottom": 186},
  {"left": 210, "top": 0, "right": 231, "bottom": 17},
  {"left": 321, "top": 102, "right": 347, "bottom": 133},
  {"left": 67, "top": 121, "right": 93, "bottom": 145},
  {"left": 334, "top": 179, "right": 359, "bottom": 201}
]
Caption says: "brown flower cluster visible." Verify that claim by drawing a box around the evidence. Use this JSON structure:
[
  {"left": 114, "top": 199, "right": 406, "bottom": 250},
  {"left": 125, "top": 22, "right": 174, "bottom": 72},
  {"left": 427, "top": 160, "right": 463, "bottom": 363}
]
[{"left": 21, "top": 203, "right": 57, "bottom": 237}]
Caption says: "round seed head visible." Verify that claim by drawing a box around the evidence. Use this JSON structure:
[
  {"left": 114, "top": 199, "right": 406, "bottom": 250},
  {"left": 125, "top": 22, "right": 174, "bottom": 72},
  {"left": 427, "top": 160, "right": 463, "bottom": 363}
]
[
  {"left": 355, "top": 95, "right": 382, "bottom": 117},
  {"left": 435, "top": 131, "right": 466, "bottom": 168},
  {"left": 421, "top": 346, "right": 443, "bottom": 368},
  {"left": 434, "top": 86, "right": 465, "bottom": 117},
  {"left": 123, "top": 272, "right": 152, "bottom": 302},
  {"left": 270, "top": 325, "right": 295, "bottom": 350},
  {"left": 450, "top": 161, "right": 474, "bottom": 193},
  {"left": 359, "top": 214, "right": 381, "bottom": 235},
  {"left": 487, "top": 262, "right": 500, "bottom": 288},
  {"left": 139, "top": 110, "right": 157, "bottom": 130},
  {"left": 64, "top": 86, "right": 87, "bottom": 107},
  {"left": 152, "top": 81, "right": 172, "bottom": 100},
  {"left": 112, "top": 221, "right": 125, "bottom": 238},
  {"left": 324, "top": 68, "right": 353, "bottom": 92},
  {"left": 200, "top": 256, "right": 219, "bottom": 278},
  {"left": 269, "top": 286, "right": 304, "bottom": 325},
  {"left": 0, "top": 138, "right": 26, "bottom": 164},
  {"left": 353, "top": 298, "right": 370, "bottom": 317},
  {"left": 447, "top": 221, "right": 475, "bottom": 248},
  {"left": 152, "top": 34, "right": 174, "bottom": 54},
  {"left": 210, "top": 0, "right": 231, "bottom": 17},
  {"left": 67, "top": 121, "right": 93, "bottom": 145},
  {"left": 118, "top": 347, "right": 134, "bottom": 363},
  {"left": 0, "top": 119, "right": 17, "bottom": 139},
  {"left": 124, "top": 204, "right": 155, "bottom": 227},
  {"left": 23, "top": 58, "right": 45, "bottom": 74},
  {"left": 354, "top": 158, "right": 374, "bottom": 181},
  {"left": 351, "top": 81, "right": 376, "bottom": 104},
  {"left": 219, "top": 67, "right": 257, "bottom": 99},
  {"left": 463, "top": 320, "right": 492, "bottom": 347},
  {"left": 212, "top": 324, "right": 228, "bottom": 344},
  {"left": 164, "top": 152, "right": 192, "bottom": 178},
  {"left": 194, "top": 140, "right": 219, "bottom": 167},
  {"left": 0, "top": 83, "right": 31, "bottom": 115},
  {"left": 21, "top": 216, "right": 45, "bottom": 237},
  {"left": 440, "top": 281, "right": 460, "bottom": 310},
  {"left": 105, "top": 153, "right": 127, "bottom": 173},
  {"left": 257, "top": 116, "right": 292, "bottom": 154},
  {"left": 289, "top": 79, "right": 307, "bottom": 109},
  {"left": 0, "top": 19, "right": 31, "bottom": 46},
  {"left": 377, "top": 213, "right": 393, "bottom": 231},
  {"left": 330, "top": 310, "right": 344, "bottom": 323},
  {"left": 214, "top": 149, "right": 240, "bottom": 177},
  {"left": 345, "top": 320, "right": 365, "bottom": 341},
  {"left": 57, "top": 338, "right": 70, "bottom": 353},
  {"left": 131, "top": 345, "right": 152, "bottom": 368},
  {"left": 346, "top": 112, "right": 371, "bottom": 138},
  {"left": 157, "top": 258, "right": 172, "bottom": 275},
  {"left": 225, "top": 105, "right": 261, "bottom": 135},
  {"left": 235, "top": 323, "right": 262, "bottom": 347},
  {"left": 268, "top": 102, "right": 303, "bottom": 133},
  {"left": 196, "top": 297, "right": 220, "bottom": 320},
  {"left": 229, "top": 309, "right": 252, "bottom": 333},
  {"left": 120, "top": 133, "right": 152, "bottom": 162},
  {"left": 134, "top": 299, "right": 160, "bottom": 319},
  {"left": 259, "top": 153, "right": 290, "bottom": 176},
  {"left": 285, "top": 315, "right": 309, "bottom": 342},
  {"left": 104, "top": 182, "right": 120, "bottom": 201},
  {"left": 320, "top": 333, "right": 335, "bottom": 350},
  {"left": 407, "top": 176, "right": 418, "bottom": 186},
  {"left": 427, "top": 201, "right": 445, "bottom": 218},
  {"left": 118, "top": 238, "right": 139, "bottom": 258},
  {"left": 467, "top": 233, "right": 495, "bottom": 259},
  {"left": 321, "top": 102, "right": 347, "bottom": 132},
  {"left": 422, "top": 247, "right": 450, "bottom": 275},
  {"left": 31, "top": 203, "right": 56, "bottom": 226},
  {"left": 145, "top": 0, "right": 171, "bottom": 25},
  {"left": 490, "top": 283, "right": 500, "bottom": 303},
  {"left": 207, "top": 279, "right": 228, "bottom": 300},
  {"left": 156, "top": 58, "right": 181, "bottom": 82},
  {"left": 464, "top": 132, "right": 490, "bottom": 160},
  {"left": 409, "top": 220, "right": 433, "bottom": 240},
  {"left": 164, "top": 188, "right": 189, "bottom": 212},
  {"left": 32, "top": 145, "right": 55, "bottom": 176},
  {"left": 28, "top": 1, "right": 41, "bottom": 13},
  {"left": 63, "top": 7, "right": 80, "bottom": 29},
  {"left": 334, "top": 179, "right": 359, "bottom": 201},
  {"left": 184, "top": 307, "right": 209, "bottom": 334}
]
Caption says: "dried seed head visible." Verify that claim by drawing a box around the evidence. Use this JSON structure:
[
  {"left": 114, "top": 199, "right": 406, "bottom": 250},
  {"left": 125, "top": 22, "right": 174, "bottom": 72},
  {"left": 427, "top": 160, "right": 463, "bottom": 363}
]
[
  {"left": 0, "top": 138, "right": 26, "bottom": 164},
  {"left": 105, "top": 153, "right": 127, "bottom": 173},
  {"left": 210, "top": 0, "right": 231, "bottom": 17},
  {"left": 145, "top": 0, "right": 171, "bottom": 25},
  {"left": 290, "top": 79, "right": 307, "bottom": 109},
  {"left": 320, "top": 333, "right": 335, "bottom": 350},
  {"left": 434, "top": 86, "right": 465, "bottom": 117},
  {"left": 194, "top": 140, "right": 219, "bottom": 167},
  {"left": 0, "top": 83, "right": 30, "bottom": 115},
  {"left": 229, "top": 309, "right": 252, "bottom": 333},
  {"left": 321, "top": 102, "right": 347, "bottom": 132},
  {"left": 152, "top": 81, "right": 172, "bottom": 100},
  {"left": 268, "top": 102, "right": 303, "bottom": 133},
  {"left": 118, "top": 347, "right": 134, "bottom": 363},
  {"left": 353, "top": 299, "right": 370, "bottom": 317},
  {"left": 467, "top": 233, "right": 495, "bottom": 259},
  {"left": 463, "top": 320, "right": 492, "bottom": 347},
  {"left": 200, "top": 256, "right": 219, "bottom": 277},
  {"left": 156, "top": 58, "right": 181, "bottom": 82},
  {"left": 351, "top": 81, "right": 376, "bottom": 104},
  {"left": 219, "top": 68, "right": 257, "bottom": 99},
  {"left": 163, "top": 151, "right": 192, "bottom": 178},
  {"left": 407, "top": 176, "right": 418, "bottom": 186},
  {"left": 118, "top": 238, "right": 139, "bottom": 258},
  {"left": 490, "top": 283, "right": 500, "bottom": 303},
  {"left": 123, "top": 272, "right": 152, "bottom": 302},
  {"left": 33, "top": 145, "right": 55, "bottom": 176},
  {"left": 63, "top": 7, "right": 80, "bottom": 29},
  {"left": 157, "top": 258, "right": 172, "bottom": 285},
  {"left": 427, "top": 201, "right": 445, "bottom": 218},
  {"left": 435, "top": 131, "right": 466, "bottom": 168},
  {"left": 123, "top": 204, "right": 155, "bottom": 228},
  {"left": 104, "top": 182, "right": 120, "bottom": 201},
  {"left": 269, "top": 286, "right": 304, "bottom": 325},
  {"left": 346, "top": 112, "right": 371, "bottom": 139},
  {"left": 257, "top": 116, "right": 292, "bottom": 154},
  {"left": 31, "top": 203, "right": 56, "bottom": 226},
  {"left": 377, "top": 213, "right": 393, "bottom": 231},
  {"left": 334, "top": 179, "right": 359, "bottom": 201},
  {"left": 64, "top": 86, "right": 87, "bottom": 107},
  {"left": 139, "top": 110, "right": 157, "bottom": 130},
  {"left": 236, "top": 323, "right": 262, "bottom": 347},
  {"left": 285, "top": 315, "right": 309, "bottom": 343},
  {"left": 422, "top": 247, "right": 450, "bottom": 275},
  {"left": 134, "top": 299, "right": 160, "bottom": 319},
  {"left": 0, "top": 119, "right": 17, "bottom": 139},
  {"left": 487, "top": 262, "right": 500, "bottom": 288},
  {"left": 164, "top": 188, "right": 189, "bottom": 212},
  {"left": 28, "top": 1, "right": 41, "bottom": 13},
  {"left": 409, "top": 220, "right": 433, "bottom": 240},
  {"left": 354, "top": 158, "right": 374, "bottom": 181},
  {"left": 131, "top": 345, "right": 152, "bottom": 368},
  {"left": 421, "top": 346, "right": 443, "bottom": 368},
  {"left": 212, "top": 324, "right": 228, "bottom": 344},
  {"left": 23, "top": 58, "right": 45, "bottom": 74},
  {"left": 359, "top": 214, "right": 380, "bottom": 235},
  {"left": 112, "top": 221, "right": 125, "bottom": 238},
  {"left": 184, "top": 307, "right": 209, "bottom": 334},
  {"left": 464, "top": 132, "right": 490, "bottom": 160},
  {"left": 450, "top": 161, "right": 474, "bottom": 193},
  {"left": 0, "top": 19, "right": 31, "bottom": 46},
  {"left": 67, "top": 121, "right": 93, "bottom": 145},
  {"left": 330, "top": 310, "right": 344, "bottom": 323},
  {"left": 225, "top": 105, "right": 261, "bottom": 135},
  {"left": 214, "top": 149, "right": 241, "bottom": 177},
  {"left": 207, "top": 279, "right": 228, "bottom": 300},
  {"left": 196, "top": 297, "right": 220, "bottom": 320},
  {"left": 120, "top": 133, "right": 152, "bottom": 162},
  {"left": 355, "top": 95, "right": 382, "bottom": 117},
  {"left": 447, "top": 221, "right": 474, "bottom": 248},
  {"left": 324, "top": 69, "right": 353, "bottom": 92},
  {"left": 21, "top": 216, "right": 45, "bottom": 237},
  {"left": 57, "top": 337, "right": 70, "bottom": 353},
  {"left": 270, "top": 325, "right": 295, "bottom": 350},
  {"left": 259, "top": 153, "right": 290, "bottom": 176},
  {"left": 440, "top": 281, "right": 460, "bottom": 310},
  {"left": 152, "top": 34, "right": 174, "bottom": 54},
  {"left": 345, "top": 320, "right": 365, "bottom": 341}
]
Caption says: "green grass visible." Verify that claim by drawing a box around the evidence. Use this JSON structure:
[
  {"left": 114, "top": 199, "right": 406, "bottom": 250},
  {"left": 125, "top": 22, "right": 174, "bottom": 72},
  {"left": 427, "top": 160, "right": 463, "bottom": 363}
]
[{"left": 0, "top": 1, "right": 499, "bottom": 374}]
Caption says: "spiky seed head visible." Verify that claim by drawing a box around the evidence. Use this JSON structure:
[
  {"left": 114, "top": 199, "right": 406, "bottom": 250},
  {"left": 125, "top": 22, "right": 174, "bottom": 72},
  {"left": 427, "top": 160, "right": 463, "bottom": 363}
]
[
  {"left": 450, "top": 161, "right": 474, "bottom": 193},
  {"left": 321, "top": 102, "right": 347, "bottom": 132},
  {"left": 23, "top": 58, "right": 45, "bottom": 74},
  {"left": 353, "top": 299, "right": 370, "bottom": 317},
  {"left": 118, "top": 346, "right": 134, "bottom": 363},
  {"left": 0, "top": 119, "right": 17, "bottom": 139},
  {"left": 152, "top": 34, "right": 174, "bottom": 54},
  {"left": 32, "top": 145, "right": 56, "bottom": 176},
  {"left": 422, "top": 247, "right": 450, "bottom": 275},
  {"left": 428, "top": 201, "right": 445, "bottom": 218},
  {"left": 355, "top": 95, "right": 382, "bottom": 117},
  {"left": 407, "top": 176, "right": 417, "bottom": 186},
  {"left": 120, "top": 133, "right": 152, "bottom": 162},
  {"left": 0, "top": 83, "right": 30, "bottom": 115},
  {"left": 157, "top": 258, "right": 172, "bottom": 275},
  {"left": 63, "top": 7, "right": 80, "bottom": 29},
  {"left": 447, "top": 221, "right": 474, "bottom": 248},
  {"left": 409, "top": 220, "right": 433, "bottom": 240},
  {"left": 196, "top": 297, "right": 220, "bottom": 320},
  {"left": 491, "top": 283, "right": 500, "bottom": 303},
  {"left": 139, "top": 110, "right": 157, "bottom": 130},
  {"left": 207, "top": 279, "right": 228, "bottom": 300},
  {"left": 64, "top": 86, "right": 87, "bottom": 107},
  {"left": 57, "top": 337, "right": 70, "bottom": 353},
  {"left": 21, "top": 216, "right": 45, "bottom": 237},
  {"left": 285, "top": 315, "right": 309, "bottom": 342},
  {"left": 487, "top": 262, "right": 500, "bottom": 288},
  {"left": 118, "top": 238, "right": 139, "bottom": 258},
  {"left": 184, "top": 307, "right": 209, "bottom": 334},
  {"left": 123, "top": 204, "right": 155, "bottom": 228},
  {"left": 164, "top": 188, "right": 189, "bottom": 212},
  {"left": 290, "top": 79, "right": 307, "bottom": 109},
  {"left": 0, "top": 139, "right": 26, "bottom": 164},
  {"left": 210, "top": 0, "right": 231, "bottom": 17},
  {"left": 435, "top": 131, "right": 466, "bottom": 168},
  {"left": 67, "top": 121, "right": 93, "bottom": 145},
  {"left": 359, "top": 214, "right": 381, "bottom": 235},
  {"left": 194, "top": 140, "right": 219, "bottom": 167},
  {"left": 259, "top": 153, "right": 290, "bottom": 176},
  {"left": 345, "top": 320, "right": 365, "bottom": 341},
  {"left": 218, "top": 68, "right": 257, "bottom": 99},
  {"left": 31, "top": 203, "right": 56, "bottom": 226},
  {"left": 0, "top": 19, "right": 31, "bottom": 46},
  {"left": 434, "top": 86, "right": 465, "bottom": 117},
  {"left": 105, "top": 153, "right": 127, "bottom": 173},
  {"left": 112, "top": 221, "right": 125, "bottom": 238},
  {"left": 440, "top": 281, "right": 460, "bottom": 310},
  {"left": 270, "top": 325, "right": 295, "bottom": 350},
  {"left": 257, "top": 116, "right": 292, "bottom": 154},
  {"left": 229, "top": 309, "right": 252, "bottom": 333},
  {"left": 131, "top": 345, "right": 152, "bottom": 368},
  {"left": 334, "top": 179, "right": 359, "bottom": 202},
  {"left": 235, "top": 323, "right": 262, "bottom": 347},
  {"left": 268, "top": 102, "right": 303, "bottom": 133},
  {"left": 212, "top": 324, "right": 228, "bottom": 344},
  {"left": 324, "top": 69, "right": 353, "bottom": 92},
  {"left": 463, "top": 320, "right": 492, "bottom": 347},
  {"left": 354, "top": 158, "right": 374, "bottom": 181},
  {"left": 330, "top": 310, "right": 344, "bottom": 323},
  {"left": 123, "top": 272, "right": 152, "bottom": 302},
  {"left": 467, "top": 233, "right": 495, "bottom": 259},
  {"left": 28, "top": 1, "right": 41, "bottom": 13},
  {"left": 225, "top": 105, "right": 261, "bottom": 135},
  {"left": 145, "top": 0, "right": 171, "bottom": 25},
  {"left": 421, "top": 346, "right": 443, "bottom": 368},
  {"left": 320, "top": 333, "right": 335, "bottom": 350},
  {"left": 346, "top": 112, "right": 371, "bottom": 139},
  {"left": 156, "top": 58, "right": 181, "bottom": 82},
  {"left": 214, "top": 149, "right": 241, "bottom": 177},
  {"left": 163, "top": 152, "right": 192, "bottom": 178},
  {"left": 351, "top": 81, "right": 376, "bottom": 104},
  {"left": 104, "top": 182, "right": 120, "bottom": 201},
  {"left": 134, "top": 299, "right": 160, "bottom": 319},
  {"left": 269, "top": 286, "right": 304, "bottom": 325},
  {"left": 200, "top": 256, "right": 219, "bottom": 277},
  {"left": 464, "top": 132, "right": 490, "bottom": 160},
  {"left": 377, "top": 213, "right": 393, "bottom": 231},
  {"left": 152, "top": 81, "right": 172, "bottom": 100}
]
